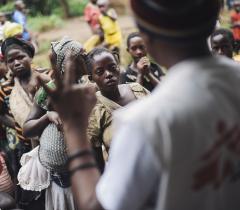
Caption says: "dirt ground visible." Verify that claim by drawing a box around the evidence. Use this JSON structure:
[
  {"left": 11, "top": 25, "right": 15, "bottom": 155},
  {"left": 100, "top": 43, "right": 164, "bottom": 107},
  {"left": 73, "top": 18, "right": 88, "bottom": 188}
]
[{"left": 34, "top": 15, "right": 136, "bottom": 67}]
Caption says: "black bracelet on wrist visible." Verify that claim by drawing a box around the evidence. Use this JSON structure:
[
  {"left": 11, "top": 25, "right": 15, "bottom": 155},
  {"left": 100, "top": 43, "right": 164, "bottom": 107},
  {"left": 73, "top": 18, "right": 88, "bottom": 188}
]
[
  {"left": 67, "top": 149, "right": 95, "bottom": 165},
  {"left": 69, "top": 162, "right": 98, "bottom": 176}
]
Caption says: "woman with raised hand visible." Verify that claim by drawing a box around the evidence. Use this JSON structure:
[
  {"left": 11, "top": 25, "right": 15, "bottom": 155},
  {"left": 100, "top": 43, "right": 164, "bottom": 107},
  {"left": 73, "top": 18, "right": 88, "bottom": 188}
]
[{"left": 37, "top": 47, "right": 149, "bottom": 210}]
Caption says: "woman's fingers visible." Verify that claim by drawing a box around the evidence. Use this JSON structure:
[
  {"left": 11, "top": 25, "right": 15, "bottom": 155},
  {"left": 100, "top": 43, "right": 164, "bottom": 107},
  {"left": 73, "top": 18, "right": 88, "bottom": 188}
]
[
  {"left": 83, "top": 86, "right": 97, "bottom": 107},
  {"left": 56, "top": 118, "right": 63, "bottom": 131},
  {"left": 64, "top": 54, "right": 78, "bottom": 88}
]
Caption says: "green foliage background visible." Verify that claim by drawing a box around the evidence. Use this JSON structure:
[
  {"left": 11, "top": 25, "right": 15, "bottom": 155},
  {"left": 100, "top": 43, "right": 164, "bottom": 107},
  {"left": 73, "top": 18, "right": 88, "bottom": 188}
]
[
  {"left": 0, "top": 0, "right": 89, "bottom": 32},
  {"left": 0, "top": 0, "right": 88, "bottom": 17}
]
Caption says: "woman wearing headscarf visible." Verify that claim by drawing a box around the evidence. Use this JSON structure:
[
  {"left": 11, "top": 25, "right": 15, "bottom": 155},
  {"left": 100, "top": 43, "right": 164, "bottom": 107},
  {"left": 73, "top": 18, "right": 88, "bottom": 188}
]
[
  {"left": 0, "top": 37, "right": 50, "bottom": 209},
  {"left": 23, "top": 36, "right": 89, "bottom": 210}
]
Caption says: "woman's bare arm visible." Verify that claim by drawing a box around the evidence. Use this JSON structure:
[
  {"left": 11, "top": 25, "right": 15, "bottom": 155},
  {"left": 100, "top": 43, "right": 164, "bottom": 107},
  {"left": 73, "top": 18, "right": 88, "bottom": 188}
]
[
  {"left": 38, "top": 54, "right": 105, "bottom": 210},
  {"left": 23, "top": 103, "right": 49, "bottom": 138}
]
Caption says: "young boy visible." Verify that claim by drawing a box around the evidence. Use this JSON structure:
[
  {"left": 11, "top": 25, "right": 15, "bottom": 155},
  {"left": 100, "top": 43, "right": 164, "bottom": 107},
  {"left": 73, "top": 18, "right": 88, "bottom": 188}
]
[{"left": 121, "top": 32, "right": 164, "bottom": 91}]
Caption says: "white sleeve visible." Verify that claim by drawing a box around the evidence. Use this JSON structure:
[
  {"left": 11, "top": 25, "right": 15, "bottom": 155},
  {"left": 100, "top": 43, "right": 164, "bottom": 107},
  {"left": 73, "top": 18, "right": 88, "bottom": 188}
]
[{"left": 96, "top": 122, "right": 161, "bottom": 210}]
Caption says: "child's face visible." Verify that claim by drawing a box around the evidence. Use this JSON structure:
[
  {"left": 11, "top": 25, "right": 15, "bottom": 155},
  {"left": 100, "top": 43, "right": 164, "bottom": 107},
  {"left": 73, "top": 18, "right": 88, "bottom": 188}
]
[{"left": 98, "top": 4, "right": 108, "bottom": 13}]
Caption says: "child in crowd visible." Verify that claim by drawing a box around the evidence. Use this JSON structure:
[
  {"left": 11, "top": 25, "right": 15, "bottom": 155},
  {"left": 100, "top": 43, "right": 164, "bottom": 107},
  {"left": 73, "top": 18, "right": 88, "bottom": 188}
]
[
  {"left": 84, "top": 0, "right": 101, "bottom": 34},
  {"left": 97, "top": 0, "right": 122, "bottom": 54},
  {"left": 121, "top": 32, "right": 164, "bottom": 92}
]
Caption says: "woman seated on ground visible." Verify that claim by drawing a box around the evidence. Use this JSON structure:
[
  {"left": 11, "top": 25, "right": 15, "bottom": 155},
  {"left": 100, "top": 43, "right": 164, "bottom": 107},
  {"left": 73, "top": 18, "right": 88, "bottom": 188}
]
[{"left": 87, "top": 47, "right": 149, "bottom": 169}]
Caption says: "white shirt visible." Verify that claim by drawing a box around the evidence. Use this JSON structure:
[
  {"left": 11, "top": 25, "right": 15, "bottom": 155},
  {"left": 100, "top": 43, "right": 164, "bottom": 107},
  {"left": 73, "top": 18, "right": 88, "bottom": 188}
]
[{"left": 96, "top": 56, "right": 240, "bottom": 210}]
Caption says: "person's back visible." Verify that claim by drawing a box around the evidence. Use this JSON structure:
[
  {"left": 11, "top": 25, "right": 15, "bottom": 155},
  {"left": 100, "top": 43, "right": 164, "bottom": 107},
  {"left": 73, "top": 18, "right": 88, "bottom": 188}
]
[{"left": 117, "top": 55, "right": 240, "bottom": 210}]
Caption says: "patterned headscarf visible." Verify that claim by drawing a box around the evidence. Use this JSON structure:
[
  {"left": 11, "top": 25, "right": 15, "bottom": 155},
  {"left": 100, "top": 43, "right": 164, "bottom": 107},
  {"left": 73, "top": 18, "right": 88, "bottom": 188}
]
[{"left": 51, "top": 36, "right": 84, "bottom": 74}]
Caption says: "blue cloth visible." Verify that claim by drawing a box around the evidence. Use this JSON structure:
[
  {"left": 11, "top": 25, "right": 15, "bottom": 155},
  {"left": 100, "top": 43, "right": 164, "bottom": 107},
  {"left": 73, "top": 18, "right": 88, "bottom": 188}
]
[
  {"left": 227, "top": 0, "right": 234, "bottom": 9},
  {"left": 12, "top": 10, "right": 30, "bottom": 41}
]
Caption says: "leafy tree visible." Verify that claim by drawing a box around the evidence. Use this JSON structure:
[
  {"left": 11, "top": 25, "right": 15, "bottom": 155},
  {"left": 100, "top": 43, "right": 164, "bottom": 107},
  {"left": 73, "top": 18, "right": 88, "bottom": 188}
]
[{"left": 59, "top": 0, "right": 70, "bottom": 18}]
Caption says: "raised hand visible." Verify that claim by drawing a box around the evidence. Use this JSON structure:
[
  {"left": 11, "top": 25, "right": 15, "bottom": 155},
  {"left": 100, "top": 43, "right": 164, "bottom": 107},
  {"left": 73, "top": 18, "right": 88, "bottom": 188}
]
[
  {"left": 38, "top": 53, "right": 97, "bottom": 131},
  {"left": 137, "top": 56, "right": 151, "bottom": 75}
]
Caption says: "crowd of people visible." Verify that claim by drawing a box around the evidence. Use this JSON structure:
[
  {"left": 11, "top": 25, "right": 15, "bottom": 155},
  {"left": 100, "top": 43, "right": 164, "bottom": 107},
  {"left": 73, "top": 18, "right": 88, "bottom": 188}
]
[{"left": 1, "top": 0, "right": 240, "bottom": 210}]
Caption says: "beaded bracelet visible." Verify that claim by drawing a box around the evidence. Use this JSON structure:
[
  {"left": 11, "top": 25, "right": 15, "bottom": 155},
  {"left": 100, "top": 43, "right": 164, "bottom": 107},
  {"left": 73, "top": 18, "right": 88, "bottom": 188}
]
[
  {"left": 69, "top": 162, "right": 98, "bottom": 176},
  {"left": 67, "top": 149, "right": 95, "bottom": 165}
]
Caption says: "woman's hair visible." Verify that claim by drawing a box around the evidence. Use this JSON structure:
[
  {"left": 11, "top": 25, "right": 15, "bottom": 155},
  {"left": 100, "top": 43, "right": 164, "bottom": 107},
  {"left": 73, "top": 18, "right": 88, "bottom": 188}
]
[{"left": 87, "top": 47, "right": 119, "bottom": 77}]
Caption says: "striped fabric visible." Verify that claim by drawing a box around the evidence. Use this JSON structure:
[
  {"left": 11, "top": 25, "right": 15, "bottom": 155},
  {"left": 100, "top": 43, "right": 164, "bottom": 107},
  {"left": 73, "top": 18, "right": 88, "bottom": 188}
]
[
  {"left": 0, "top": 80, "right": 28, "bottom": 142},
  {"left": 0, "top": 154, "right": 14, "bottom": 195}
]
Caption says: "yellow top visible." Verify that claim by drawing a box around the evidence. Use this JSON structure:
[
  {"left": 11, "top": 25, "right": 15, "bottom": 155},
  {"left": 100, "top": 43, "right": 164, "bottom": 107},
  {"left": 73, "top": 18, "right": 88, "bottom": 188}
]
[
  {"left": 234, "top": 54, "right": 240, "bottom": 62},
  {"left": 99, "top": 9, "right": 122, "bottom": 48}
]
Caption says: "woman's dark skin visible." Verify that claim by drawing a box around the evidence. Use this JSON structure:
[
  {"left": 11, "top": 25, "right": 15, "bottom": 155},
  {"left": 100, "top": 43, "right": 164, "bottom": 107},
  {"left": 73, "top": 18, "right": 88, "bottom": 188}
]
[
  {"left": 0, "top": 48, "right": 50, "bottom": 128},
  {"left": 92, "top": 51, "right": 137, "bottom": 106},
  {"left": 23, "top": 53, "right": 88, "bottom": 138},
  {"left": 6, "top": 48, "right": 50, "bottom": 100},
  {"left": 127, "top": 36, "right": 160, "bottom": 87},
  {"left": 87, "top": 50, "right": 143, "bottom": 171}
]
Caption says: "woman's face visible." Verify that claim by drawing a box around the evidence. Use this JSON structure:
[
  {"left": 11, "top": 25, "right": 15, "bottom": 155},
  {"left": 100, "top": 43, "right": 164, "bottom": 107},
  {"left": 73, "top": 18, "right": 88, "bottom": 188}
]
[
  {"left": 6, "top": 48, "right": 31, "bottom": 78},
  {"left": 92, "top": 51, "right": 120, "bottom": 92}
]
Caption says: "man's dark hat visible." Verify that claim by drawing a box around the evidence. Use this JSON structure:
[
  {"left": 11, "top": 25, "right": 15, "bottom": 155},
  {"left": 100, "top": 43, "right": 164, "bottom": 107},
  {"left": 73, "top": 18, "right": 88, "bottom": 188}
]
[{"left": 130, "top": 0, "right": 221, "bottom": 40}]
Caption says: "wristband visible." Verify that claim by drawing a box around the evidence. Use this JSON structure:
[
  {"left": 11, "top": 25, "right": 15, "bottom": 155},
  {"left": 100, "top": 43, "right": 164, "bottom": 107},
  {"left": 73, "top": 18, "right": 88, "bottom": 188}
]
[
  {"left": 69, "top": 162, "right": 98, "bottom": 176},
  {"left": 67, "top": 149, "right": 95, "bottom": 165}
]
